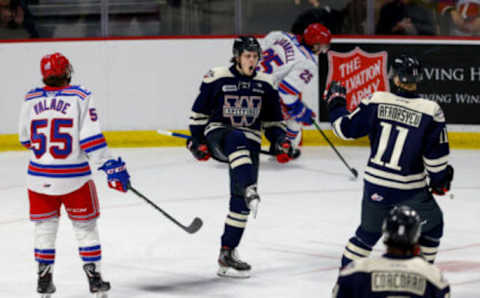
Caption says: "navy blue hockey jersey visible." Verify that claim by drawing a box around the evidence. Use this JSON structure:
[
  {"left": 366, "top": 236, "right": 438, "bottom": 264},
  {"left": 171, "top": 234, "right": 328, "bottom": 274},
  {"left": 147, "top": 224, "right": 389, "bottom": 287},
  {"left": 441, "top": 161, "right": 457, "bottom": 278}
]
[
  {"left": 333, "top": 254, "right": 450, "bottom": 298},
  {"left": 189, "top": 65, "right": 285, "bottom": 144},
  {"left": 328, "top": 91, "right": 450, "bottom": 204}
]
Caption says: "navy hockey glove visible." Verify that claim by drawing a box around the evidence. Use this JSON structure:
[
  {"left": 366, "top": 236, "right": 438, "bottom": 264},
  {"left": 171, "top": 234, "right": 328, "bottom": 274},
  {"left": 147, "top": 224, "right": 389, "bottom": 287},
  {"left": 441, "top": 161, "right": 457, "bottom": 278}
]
[
  {"left": 323, "top": 81, "right": 347, "bottom": 110},
  {"left": 430, "top": 165, "right": 454, "bottom": 196},
  {"left": 187, "top": 138, "right": 210, "bottom": 161},
  {"left": 99, "top": 158, "right": 130, "bottom": 193},
  {"left": 273, "top": 137, "right": 294, "bottom": 163}
]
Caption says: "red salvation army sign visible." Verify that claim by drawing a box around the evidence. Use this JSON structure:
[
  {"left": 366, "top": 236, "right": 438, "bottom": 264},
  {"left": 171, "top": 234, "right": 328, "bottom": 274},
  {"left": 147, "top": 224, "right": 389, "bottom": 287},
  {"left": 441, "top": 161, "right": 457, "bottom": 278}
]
[{"left": 326, "top": 47, "right": 390, "bottom": 111}]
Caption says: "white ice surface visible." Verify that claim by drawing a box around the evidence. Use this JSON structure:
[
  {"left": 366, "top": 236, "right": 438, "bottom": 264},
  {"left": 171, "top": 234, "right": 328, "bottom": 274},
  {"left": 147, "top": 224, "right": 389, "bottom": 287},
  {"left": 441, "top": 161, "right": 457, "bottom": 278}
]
[{"left": 1, "top": 147, "right": 479, "bottom": 297}]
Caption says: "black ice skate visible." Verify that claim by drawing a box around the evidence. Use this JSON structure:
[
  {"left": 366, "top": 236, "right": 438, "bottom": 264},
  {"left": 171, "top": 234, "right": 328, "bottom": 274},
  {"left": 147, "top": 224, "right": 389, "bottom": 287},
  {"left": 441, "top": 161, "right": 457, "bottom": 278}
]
[
  {"left": 245, "top": 184, "right": 260, "bottom": 218},
  {"left": 83, "top": 263, "right": 111, "bottom": 298},
  {"left": 217, "top": 246, "right": 251, "bottom": 278},
  {"left": 291, "top": 148, "right": 301, "bottom": 159},
  {"left": 37, "top": 263, "right": 55, "bottom": 298}
]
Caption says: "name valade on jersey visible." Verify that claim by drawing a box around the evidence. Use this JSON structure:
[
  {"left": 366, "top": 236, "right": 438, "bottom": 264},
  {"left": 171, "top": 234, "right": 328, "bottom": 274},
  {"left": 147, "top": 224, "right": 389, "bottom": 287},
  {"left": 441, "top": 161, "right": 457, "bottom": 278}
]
[
  {"left": 222, "top": 81, "right": 263, "bottom": 126},
  {"left": 326, "top": 47, "right": 390, "bottom": 112}
]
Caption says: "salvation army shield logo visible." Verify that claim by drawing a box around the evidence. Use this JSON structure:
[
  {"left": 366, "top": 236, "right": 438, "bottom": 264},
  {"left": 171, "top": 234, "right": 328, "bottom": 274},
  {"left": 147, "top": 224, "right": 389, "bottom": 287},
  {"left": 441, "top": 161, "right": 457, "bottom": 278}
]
[{"left": 326, "top": 47, "right": 390, "bottom": 111}]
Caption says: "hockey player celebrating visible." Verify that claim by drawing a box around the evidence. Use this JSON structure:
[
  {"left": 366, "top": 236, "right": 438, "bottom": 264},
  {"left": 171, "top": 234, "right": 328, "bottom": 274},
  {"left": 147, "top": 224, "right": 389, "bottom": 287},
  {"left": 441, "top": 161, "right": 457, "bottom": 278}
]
[
  {"left": 187, "top": 36, "right": 293, "bottom": 278},
  {"left": 333, "top": 205, "right": 451, "bottom": 297},
  {"left": 258, "top": 23, "right": 331, "bottom": 158},
  {"left": 19, "top": 52, "right": 131, "bottom": 297},
  {"left": 323, "top": 55, "right": 454, "bottom": 269}
]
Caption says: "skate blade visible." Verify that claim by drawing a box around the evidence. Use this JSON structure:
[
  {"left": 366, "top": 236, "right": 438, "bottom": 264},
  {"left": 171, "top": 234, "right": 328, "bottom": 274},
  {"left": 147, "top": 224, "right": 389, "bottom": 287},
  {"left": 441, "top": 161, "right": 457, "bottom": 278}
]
[
  {"left": 217, "top": 266, "right": 250, "bottom": 279},
  {"left": 39, "top": 294, "right": 52, "bottom": 298}
]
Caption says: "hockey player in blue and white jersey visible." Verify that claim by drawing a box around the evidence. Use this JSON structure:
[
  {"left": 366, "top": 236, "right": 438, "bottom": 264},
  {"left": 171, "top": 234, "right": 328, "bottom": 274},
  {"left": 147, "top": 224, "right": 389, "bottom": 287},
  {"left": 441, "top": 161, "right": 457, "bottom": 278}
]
[
  {"left": 187, "top": 36, "right": 293, "bottom": 278},
  {"left": 333, "top": 205, "right": 451, "bottom": 298},
  {"left": 323, "top": 55, "right": 454, "bottom": 268},
  {"left": 258, "top": 23, "right": 331, "bottom": 158},
  {"left": 19, "top": 52, "right": 130, "bottom": 297}
]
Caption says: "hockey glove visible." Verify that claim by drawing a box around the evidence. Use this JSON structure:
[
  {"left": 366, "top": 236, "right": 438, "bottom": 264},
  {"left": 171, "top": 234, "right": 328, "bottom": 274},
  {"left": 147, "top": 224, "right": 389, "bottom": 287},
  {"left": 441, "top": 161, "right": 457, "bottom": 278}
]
[
  {"left": 323, "top": 81, "right": 347, "bottom": 111},
  {"left": 99, "top": 158, "right": 130, "bottom": 193},
  {"left": 430, "top": 165, "right": 454, "bottom": 196},
  {"left": 187, "top": 138, "right": 210, "bottom": 161},
  {"left": 273, "top": 137, "right": 294, "bottom": 163}
]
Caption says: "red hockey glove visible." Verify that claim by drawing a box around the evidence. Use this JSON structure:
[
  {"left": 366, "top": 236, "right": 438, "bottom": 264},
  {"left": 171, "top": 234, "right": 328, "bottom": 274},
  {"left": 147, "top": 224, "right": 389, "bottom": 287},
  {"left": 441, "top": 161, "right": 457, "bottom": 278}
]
[
  {"left": 274, "top": 138, "right": 294, "bottom": 163},
  {"left": 187, "top": 138, "right": 210, "bottom": 161},
  {"left": 430, "top": 165, "right": 454, "bottom": 195}
]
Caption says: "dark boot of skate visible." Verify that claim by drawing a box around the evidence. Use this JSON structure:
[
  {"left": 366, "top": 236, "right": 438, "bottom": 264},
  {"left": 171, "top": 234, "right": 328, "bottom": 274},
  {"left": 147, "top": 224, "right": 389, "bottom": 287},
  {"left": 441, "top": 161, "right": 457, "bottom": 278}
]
[
  {"left": 83, "top": 263, "right": 111, "bottom": 295},
  {"left": 217, "top": 246, "right": 251, "bottom": 278},
  {"left": 37, "top": 263, "right": 55, "bottom": 297},
  {"left": 292, "top": 148, "right": 301, "bottom": 159}
]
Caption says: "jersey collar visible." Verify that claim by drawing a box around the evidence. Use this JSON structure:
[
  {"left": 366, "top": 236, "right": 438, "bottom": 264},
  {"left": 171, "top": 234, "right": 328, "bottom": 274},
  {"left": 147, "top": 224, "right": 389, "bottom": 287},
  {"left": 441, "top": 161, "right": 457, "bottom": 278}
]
[{"left": 43, "top": 85, "right": 71, "bottom": 91}]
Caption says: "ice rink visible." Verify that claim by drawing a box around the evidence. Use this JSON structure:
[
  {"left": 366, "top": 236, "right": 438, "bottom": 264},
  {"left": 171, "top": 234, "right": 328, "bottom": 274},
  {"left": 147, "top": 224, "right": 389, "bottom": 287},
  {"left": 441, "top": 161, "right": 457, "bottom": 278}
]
[{"left": 1, "top": 146, "right": 479, "bottom": 297}]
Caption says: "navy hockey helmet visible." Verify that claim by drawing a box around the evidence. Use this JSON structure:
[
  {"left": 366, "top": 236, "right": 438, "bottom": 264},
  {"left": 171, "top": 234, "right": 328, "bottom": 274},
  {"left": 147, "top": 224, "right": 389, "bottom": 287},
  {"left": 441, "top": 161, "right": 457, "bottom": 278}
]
[
  {"left": 233, "top": 36, "right": 262, "bottom": 59},
  {"left": 382, "top": 205, "right": 422, "bottom": 249},
  {"left": 389, "top": 54, "right": 423, "bottom": 84}
]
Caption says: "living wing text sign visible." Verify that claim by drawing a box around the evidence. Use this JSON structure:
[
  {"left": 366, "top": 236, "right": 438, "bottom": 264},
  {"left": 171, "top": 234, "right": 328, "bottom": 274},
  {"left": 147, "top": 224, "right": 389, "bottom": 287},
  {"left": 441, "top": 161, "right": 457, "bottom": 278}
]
[{"left": 326, "top": 47, "right": 390, "bottom": 111}]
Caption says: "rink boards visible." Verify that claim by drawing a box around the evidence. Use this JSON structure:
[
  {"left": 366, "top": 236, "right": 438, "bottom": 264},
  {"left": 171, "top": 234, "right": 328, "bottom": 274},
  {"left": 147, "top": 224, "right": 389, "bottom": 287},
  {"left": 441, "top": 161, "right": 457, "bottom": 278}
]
[{"left": 1, "top": 128, "right": 480, "bottom": 152}]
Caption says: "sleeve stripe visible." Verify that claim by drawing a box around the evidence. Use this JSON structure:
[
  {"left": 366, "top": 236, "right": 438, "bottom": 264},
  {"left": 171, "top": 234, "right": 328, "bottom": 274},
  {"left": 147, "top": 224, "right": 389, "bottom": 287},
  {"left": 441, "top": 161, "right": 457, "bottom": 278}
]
[
  {"left": 425, "top": 163, "right": 447, "bottom": 173},
  {"left": 80, "top": 134, "right": 107, "bottom": 153},
  {"left": 333, "top": 117, "right": 354, "bottom": 140},
  {"left": 279, "top": 80, "right": 300, "bottom": 95},
  {"left": 423, "top": 155, "right": 449, "bottom": 166},
  {"left": 80, "top": 133, "right": 105, "bottom": 145},
  {"left": 21, "top": 140, "right": 31, "bottom": 149}
]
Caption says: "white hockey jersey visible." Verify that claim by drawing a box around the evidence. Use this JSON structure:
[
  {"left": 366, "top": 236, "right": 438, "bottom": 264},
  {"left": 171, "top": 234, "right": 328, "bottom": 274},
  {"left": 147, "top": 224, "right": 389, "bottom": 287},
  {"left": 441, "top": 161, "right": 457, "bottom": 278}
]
[
  {"left": 18, "top": 85, "right": 113, "bottom": 195},
  {"left": 259, "top": 31, "right": 318, "bottom": 106}
]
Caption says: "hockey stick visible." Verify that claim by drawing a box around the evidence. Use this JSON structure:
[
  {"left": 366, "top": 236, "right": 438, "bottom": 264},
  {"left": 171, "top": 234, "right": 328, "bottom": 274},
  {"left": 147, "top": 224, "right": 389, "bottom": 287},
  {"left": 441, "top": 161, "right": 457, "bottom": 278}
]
[
  {"left": 312, "top": 120, "right": 359, "bottom": 179},
  {"left": 128, "top": 184, "right": 203, "bottom": 234},
  {"left": 157, "top": 129, "right": 274, "bottom": 156}
]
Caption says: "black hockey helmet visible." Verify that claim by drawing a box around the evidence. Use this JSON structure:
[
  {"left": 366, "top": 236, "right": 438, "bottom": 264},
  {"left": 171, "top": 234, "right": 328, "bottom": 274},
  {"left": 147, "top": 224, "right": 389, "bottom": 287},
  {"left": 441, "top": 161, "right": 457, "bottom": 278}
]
[
  {"left": 382, "top": 205, "right": 422, "bottom": 249},
  {"left": 233, "top": 36, "right": 262, "bottom": 59},
  {"left": 389, "top": 54, "right": 423, "bottom": 84}
]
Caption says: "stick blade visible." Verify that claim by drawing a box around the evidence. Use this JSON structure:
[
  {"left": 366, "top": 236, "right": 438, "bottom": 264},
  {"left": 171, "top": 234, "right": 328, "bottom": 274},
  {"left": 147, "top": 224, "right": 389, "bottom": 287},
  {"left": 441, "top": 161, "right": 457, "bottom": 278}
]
[
  {"left": 157, "top": 129, "right": 172, "bottom": 136},
  {"left": 185, "top": 217, "right": 203, "bottom": 234}
]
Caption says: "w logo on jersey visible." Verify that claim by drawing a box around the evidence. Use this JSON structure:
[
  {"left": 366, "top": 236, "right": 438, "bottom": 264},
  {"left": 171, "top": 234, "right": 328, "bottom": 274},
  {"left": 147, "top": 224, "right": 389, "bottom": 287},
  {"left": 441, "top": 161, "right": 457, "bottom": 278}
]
[{"left": 223, "top": 95, "right": 261, "bottom": 127}]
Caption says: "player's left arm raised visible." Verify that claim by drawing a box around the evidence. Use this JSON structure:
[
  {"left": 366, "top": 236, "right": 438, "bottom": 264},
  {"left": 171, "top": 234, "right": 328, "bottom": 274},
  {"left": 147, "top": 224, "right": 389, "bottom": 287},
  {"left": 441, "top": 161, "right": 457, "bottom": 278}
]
[{"left": 324, "top": 81, "right": 372, "bottom": 140}]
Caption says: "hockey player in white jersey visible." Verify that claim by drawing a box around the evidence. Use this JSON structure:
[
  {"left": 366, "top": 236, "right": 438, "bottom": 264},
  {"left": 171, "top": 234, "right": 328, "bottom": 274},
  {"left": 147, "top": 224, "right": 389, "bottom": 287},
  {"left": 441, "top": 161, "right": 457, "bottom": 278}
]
[
  {"left": 258, "top": 23, "right": 331, "bottom": 157},
  {"left": 19, "top": 52, "right": 131, "bottom": 297}
]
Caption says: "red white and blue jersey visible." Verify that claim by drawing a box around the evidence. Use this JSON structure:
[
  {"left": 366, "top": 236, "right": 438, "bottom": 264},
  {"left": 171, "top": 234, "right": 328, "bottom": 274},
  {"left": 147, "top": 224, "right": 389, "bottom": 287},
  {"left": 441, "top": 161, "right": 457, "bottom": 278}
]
[
  {"left": 329, "top": 90, "right": 450, "bottom": 204},
  {"left": 258, "top": 31, "right": 318, "bottom": 108},
  {"left": 19, "top": 85, "right": 113, "bottom": 195},
  {"left": 333, "top": 254, "right": 451, "bottom": 298}
]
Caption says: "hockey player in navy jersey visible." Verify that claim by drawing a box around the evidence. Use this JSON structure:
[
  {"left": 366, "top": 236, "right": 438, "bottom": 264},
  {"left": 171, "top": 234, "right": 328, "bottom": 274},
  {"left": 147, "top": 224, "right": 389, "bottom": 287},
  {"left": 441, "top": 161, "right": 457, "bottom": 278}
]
[
  {"left": 19, "top": 52, "right": 131, "bottom": 297},
  {"left": 187, "top": 36, "right": 293, "bottom": 278},
  {"left": 258, "top": 23, "right": 331, "bottom": 158},
  {"left": 323, "top": 55, "right": 454, "bottom": 268},
  {"left": 333, "top": 205, "right": 451, "bottom": 298}
]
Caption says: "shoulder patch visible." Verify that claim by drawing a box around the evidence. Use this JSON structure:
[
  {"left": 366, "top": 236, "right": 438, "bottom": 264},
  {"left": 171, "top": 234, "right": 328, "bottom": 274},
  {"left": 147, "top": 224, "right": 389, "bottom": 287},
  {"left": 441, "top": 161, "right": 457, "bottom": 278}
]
[
  {"left": 433, "top": 103, "right": 446, "bottom": 122},
  {"left": 202, "top": 66, "right": 233, "bottom": 83}
]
